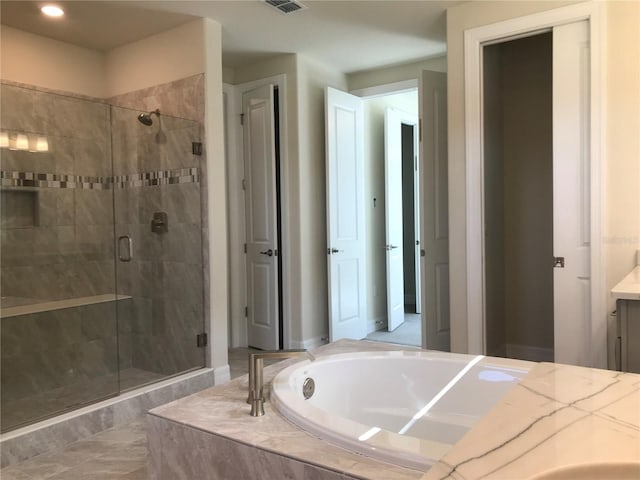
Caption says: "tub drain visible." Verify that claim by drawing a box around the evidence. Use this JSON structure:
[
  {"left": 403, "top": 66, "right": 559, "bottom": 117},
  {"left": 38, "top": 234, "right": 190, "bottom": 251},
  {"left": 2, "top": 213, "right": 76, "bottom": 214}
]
[{"left": 302, "top": 377, "right": 315, "bottom": 399}]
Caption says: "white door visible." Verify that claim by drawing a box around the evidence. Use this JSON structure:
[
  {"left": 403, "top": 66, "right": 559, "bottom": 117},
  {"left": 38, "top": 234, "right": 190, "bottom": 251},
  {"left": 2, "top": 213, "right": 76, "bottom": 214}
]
[
  {"left": 384, "top": 108, "right": 406, "bottom": 331},
  {"left": 413, "top": 127, "right": 422, "bottom": 315},
  {"left": 325, "top": 87, "right": 367, "bottom": 341},
  {"left": 421, "top": 71, "right": 450, "bottom": 351},
  {"left": 243, "top": 84, "right": 279, "bottom": 350},
  {"left": 553, "top": 20, "right": 590, "bottom": 366}
]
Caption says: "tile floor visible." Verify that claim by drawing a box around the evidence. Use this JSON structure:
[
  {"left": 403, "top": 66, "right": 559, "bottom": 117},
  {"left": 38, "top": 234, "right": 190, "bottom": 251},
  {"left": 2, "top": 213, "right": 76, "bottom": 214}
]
[
  {"left": 0, "top": 348, "right": 272, "bottom": 480},
  {"left": 365, "top": 312, "right": 422, "bottom": 347}
]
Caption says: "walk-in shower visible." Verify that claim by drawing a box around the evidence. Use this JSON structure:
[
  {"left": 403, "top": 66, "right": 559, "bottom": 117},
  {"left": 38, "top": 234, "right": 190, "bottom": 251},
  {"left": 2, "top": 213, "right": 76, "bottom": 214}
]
[{"left": 0, "top": 83, "right": 206, "bottom": 433}]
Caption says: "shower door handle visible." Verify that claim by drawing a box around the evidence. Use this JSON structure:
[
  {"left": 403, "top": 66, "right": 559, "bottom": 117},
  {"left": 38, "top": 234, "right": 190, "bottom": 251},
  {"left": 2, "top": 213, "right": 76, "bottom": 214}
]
[{"left": 118, "top": 235, "right": 133, "bottom": 262}]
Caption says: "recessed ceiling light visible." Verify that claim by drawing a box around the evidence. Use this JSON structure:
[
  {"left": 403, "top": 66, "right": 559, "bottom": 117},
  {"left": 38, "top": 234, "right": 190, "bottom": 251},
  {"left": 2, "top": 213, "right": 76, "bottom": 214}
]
[{"left": 41, "top": 5, "right": 65, "bottom": 17}]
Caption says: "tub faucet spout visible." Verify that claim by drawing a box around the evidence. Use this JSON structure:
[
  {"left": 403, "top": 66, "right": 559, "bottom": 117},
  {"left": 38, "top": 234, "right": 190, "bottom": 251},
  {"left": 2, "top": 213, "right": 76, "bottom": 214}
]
[{"left": 247, "top": 349, "right": 315, "bottom": 417}]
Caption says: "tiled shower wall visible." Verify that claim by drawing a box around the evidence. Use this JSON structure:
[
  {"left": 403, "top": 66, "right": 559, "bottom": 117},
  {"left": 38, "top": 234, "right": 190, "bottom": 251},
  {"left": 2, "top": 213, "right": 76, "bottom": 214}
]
[{"left": 0, "top": 84, "right": 114, "bottom": 302}]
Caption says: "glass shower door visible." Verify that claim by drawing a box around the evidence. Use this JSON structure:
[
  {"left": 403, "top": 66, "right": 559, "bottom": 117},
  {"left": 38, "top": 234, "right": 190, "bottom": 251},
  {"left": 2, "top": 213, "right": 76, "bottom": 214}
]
[
  {"left": 0, "top": 84, "right": 119, "bottom": 432},
  {"left": 110, "top": 105, "right": 205, "bottom": 390}
]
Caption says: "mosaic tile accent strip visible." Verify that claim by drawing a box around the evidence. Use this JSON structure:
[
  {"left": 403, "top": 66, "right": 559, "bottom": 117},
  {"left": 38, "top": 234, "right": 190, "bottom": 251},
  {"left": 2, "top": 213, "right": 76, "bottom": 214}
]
[
  {"left": 113, "top": 168, "right": 199, "bottom": 188},
  {"left": 0, "top": 167, "right": 199, "bottom": 190},
  {"left": 1, "top": 171, "right": 108, "bottom": 190}
]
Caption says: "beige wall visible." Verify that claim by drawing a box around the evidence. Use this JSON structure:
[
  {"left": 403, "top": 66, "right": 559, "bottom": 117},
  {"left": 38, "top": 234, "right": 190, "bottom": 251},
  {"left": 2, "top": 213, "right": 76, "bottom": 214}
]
[
  {"left": 362, "top": 91, "right": 419, "bottom": 330},
  {"left": 348, "top": 56, "right": 446, "bottom": 92},
  {"left": 0, "top": 25, "right": 106, "bottom": 98},
  {"left": 104, "top": 20, "right": 206, "bottom": 97},
  {"left": 202, "top": 19, "right": 228, "bottom": 375},
  {"left": 1, "top": 20, "right": 208, "bottom": 100},
  {"left": 447, "top": 0, "right": 640, "bottom": 365},
  {"left": 605, "top": 1, "right": 640, "bottom": 303}
]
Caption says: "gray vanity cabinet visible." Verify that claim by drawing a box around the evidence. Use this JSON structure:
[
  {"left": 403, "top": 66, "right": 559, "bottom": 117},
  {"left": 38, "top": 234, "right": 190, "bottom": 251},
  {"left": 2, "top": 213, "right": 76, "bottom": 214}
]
[{"left": 616, "top": 299, "right": 640, "bottom": 373}]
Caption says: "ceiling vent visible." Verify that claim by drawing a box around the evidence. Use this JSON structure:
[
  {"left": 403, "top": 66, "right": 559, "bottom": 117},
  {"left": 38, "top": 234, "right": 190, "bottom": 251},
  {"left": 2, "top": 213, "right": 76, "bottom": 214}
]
[{"left": 264, "top": 0, "right": 307, "bottom": 15}]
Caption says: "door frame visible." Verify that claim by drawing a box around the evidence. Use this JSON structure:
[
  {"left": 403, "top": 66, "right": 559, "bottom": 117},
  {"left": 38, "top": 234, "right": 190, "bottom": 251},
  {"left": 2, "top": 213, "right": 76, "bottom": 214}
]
[
  {"left": 226, "top": 74, "right": 291, "bottom": 349},
  {"left": 351, "top": 80, "right": 423, "bottom": 344},
  {"left": 384, "top": 107, "right": 421, "bottom": 329},
  {"left": 463, "top": 2, "right": 606, "bottom": 365}
]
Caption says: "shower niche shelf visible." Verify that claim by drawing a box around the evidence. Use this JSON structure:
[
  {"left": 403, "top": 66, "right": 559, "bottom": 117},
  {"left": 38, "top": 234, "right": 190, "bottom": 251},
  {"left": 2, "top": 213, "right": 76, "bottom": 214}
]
[{"left": 1, "top": 189, "right": 39, "bottom": 228}]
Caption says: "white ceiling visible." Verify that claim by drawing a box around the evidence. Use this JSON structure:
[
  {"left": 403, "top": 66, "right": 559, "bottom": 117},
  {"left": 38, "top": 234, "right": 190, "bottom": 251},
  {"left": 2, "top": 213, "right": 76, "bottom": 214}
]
[{"left": 1, "top": 0, "right": 460, "bottom": 74}]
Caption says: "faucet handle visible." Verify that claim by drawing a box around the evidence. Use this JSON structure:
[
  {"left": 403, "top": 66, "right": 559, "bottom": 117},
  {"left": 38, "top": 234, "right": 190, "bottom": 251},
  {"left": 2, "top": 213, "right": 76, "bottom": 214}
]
[{"left": 246, "top": 349, "right": 314, "bottom": 417}]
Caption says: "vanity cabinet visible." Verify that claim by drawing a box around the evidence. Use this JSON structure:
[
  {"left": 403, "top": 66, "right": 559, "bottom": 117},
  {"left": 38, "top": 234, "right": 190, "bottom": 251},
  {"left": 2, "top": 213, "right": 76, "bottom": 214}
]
[
  {"left": 616, "top": 299, "right": 640, "bottom": 373},
  {"left": 611, "top": 261, "right": 640, "bottom": 374}
]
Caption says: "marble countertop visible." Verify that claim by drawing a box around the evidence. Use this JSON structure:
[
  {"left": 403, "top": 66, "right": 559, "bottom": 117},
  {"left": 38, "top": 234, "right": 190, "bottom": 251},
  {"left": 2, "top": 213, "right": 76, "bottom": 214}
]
[
  {"left": 423, "top": 362, "right": 640, "bottom": 479},
  {"left": 612, "top": 266, "right": 640, "bottom": 301},
  {"left": 150, "top": 340, "right": 640, "bottom": 480}
]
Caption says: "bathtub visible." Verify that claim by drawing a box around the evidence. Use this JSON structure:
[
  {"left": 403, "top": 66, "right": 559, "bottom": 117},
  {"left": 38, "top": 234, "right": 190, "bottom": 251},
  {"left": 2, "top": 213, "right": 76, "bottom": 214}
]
[{"left": 271, "top": 350, "right": 532, "bottom": 471}]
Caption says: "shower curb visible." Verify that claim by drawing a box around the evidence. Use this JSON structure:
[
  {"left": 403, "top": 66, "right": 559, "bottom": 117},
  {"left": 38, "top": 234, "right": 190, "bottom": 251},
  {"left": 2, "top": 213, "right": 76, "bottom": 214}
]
[{"left": 0, "top": 367, "right": 222, "bottom": 468}]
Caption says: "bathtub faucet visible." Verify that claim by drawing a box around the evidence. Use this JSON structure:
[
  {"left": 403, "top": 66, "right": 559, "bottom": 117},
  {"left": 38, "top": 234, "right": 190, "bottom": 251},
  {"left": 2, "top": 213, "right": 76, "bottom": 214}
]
[{"left": 247, "top": 349, "right": 315, "bottom": 417}]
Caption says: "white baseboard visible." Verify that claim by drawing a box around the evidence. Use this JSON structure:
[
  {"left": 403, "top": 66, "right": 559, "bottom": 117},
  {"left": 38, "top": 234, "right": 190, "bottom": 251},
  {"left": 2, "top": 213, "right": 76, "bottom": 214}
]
[
  {"left": 289, "top": 336, "right": 329, "bottom": 350},
  {"left": 213, "top": 364, "right": 231, "bottom": 385},
  {"left": 367, "top": 315, "right": 387, "bottom": 334},
  {"left": 505, "top": 343, "right": 554, "bottom": 362}
]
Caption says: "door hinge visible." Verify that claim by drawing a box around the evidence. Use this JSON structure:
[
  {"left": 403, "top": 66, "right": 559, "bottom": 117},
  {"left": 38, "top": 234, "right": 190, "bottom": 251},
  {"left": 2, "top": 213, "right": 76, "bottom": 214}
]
[
  {"left": 244, "top": 243, "right": 247, "bottom": 254},
  {"left": 240, "top": 113, "right": 245, "bottom": 126},
  {"left": 420, "top": 249, "right": 425, "bottom": 257},
  {"left": 245, "top": 306, "right": 248, "bottom": 317},
  {"left": 242, "top": 178, "right": 246, "bottom": 190},
  {"left": 192, "top": 142, "right": 203, "bottom": 156},
  {"left": 419, "top": 118, "right": 423, "bottom": 142},
  {"left": 196, "top": 332, "right": 208, "bottom": 348}
]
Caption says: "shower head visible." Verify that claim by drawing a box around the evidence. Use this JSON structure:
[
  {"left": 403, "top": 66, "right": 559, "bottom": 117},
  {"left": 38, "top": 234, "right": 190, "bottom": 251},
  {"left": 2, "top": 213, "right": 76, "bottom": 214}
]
[{"left": 137, "top": 109, "right": 160, "bottom": 126}]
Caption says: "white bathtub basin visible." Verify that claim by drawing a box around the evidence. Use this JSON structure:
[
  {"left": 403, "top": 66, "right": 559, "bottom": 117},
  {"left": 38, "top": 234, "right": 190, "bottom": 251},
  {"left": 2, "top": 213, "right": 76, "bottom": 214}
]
[{"left": 271, "top": 350, "right": 532, "bottom": 471}]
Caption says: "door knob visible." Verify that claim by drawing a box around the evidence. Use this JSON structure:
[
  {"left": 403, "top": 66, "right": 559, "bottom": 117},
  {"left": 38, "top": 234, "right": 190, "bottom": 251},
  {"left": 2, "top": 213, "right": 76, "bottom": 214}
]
[
  {"left": 553, "top": 256, "right": 565, "bottom": 268},
  {"left": 260, "top": 249, "right": 274, "bottom": 257},
  {"left": 384, "top": 244, "right": 398, "bottom": 251},
  {"left": 327, "top": 248, "right": 341, "bottom": 255}
]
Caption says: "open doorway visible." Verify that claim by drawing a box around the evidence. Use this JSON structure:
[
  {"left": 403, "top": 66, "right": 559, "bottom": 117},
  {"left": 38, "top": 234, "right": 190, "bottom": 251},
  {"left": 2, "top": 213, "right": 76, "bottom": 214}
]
[
  {"left": 325, "top": 73, "right": 449, "bottom": 351},
  {"left": 359, "top": 89, "right": 422, "bottom": 347},
  {"left": 483, "top": 32, "right": 554, "bottom": 362}
]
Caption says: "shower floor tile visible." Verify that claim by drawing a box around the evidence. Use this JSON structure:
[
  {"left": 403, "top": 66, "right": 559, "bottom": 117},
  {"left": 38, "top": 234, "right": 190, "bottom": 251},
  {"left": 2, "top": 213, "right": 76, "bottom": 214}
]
[{"left": 0, "top": 348, "right": 266, "bottom": 479}]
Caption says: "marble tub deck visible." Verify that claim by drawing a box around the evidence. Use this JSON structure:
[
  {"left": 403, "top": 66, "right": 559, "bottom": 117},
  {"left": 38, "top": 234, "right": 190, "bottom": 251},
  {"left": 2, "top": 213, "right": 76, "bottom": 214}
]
[
  {"left": 149, "top": 340, "right": 640, "bottom": 480},
  {"left": 148, "top": 340, "right": 425, "bottom": 480}
]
